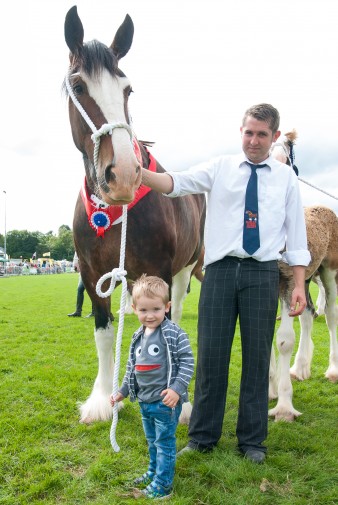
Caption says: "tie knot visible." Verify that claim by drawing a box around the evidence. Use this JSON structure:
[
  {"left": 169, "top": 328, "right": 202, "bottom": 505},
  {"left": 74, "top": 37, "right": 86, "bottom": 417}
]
[{"left": 246, "top": 162, "right": 267, "bottom": 171}]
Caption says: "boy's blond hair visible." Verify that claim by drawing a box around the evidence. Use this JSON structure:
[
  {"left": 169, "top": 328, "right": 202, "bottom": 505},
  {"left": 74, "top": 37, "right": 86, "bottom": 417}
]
[{"left": 132, "top": 274, "right": 170, "bottom": 305}]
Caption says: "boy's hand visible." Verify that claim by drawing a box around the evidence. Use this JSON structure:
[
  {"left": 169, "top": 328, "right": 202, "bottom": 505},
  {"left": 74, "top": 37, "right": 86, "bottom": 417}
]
[
  {"left": 110, "top": 392, "right": 124, "bottom": 406},
  {"left": 160, "top": 388, "right": 180, "bottom": 408}
]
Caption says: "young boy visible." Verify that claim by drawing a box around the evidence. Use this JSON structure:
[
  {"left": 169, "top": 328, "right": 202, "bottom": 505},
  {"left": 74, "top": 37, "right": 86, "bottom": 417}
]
[{"left": 110, "top": 274, "right": 194, "bottom": 500}]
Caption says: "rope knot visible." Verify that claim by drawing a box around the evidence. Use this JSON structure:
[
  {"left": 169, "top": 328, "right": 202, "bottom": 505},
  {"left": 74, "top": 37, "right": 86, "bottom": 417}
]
[
  {"left": 96, "top": 267, "right": 127, "bottom": 298},
  {"left": 91, "top": 123, "right": 133, "bottom": 144},
  {"left": 113, "top": 267, "right": 127, "bottom": 282},
  {"left": 91, "top": 124, "right": 114, "bottom": 144}
]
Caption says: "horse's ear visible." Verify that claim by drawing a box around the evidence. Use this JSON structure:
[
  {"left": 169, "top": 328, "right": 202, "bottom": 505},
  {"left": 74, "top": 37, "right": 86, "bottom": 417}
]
[
  {"left": 64, "top": 6, "right": 84, "bottom": 59},
  {"left": 111, "top": 14, "right": 134, "bottom": 60}
]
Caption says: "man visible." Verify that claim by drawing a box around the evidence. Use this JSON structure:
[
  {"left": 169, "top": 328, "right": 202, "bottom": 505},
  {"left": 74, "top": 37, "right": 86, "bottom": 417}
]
[
  {"left": 141, "top": 103, "right": 311, "bottom": 463},
  {"left": 68, "top": 252, "right": 94, "bottom": 318}
]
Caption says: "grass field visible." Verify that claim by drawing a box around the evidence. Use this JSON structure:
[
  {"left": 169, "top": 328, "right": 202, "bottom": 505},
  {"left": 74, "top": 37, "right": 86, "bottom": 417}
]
[{"left": 0, "top": 274, "right": 337, "bottom": 504}]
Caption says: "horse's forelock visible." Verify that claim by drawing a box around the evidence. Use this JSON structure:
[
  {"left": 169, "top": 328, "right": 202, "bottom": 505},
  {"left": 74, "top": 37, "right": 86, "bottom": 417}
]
[
  {"left": 284, "top": 129, "right": 298, "bottom": 145},
  {"left": 81, "top": 40, "right": 118, "bottom": 79}
]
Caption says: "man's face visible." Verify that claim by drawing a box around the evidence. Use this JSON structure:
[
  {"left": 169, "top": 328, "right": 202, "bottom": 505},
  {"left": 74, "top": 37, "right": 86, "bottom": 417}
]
[{"left": 240, "top": 116, "right": 280, "bottom": 164}]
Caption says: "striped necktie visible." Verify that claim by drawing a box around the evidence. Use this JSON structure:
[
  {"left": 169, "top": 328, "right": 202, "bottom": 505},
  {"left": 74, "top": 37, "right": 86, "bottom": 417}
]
[{"left": 242, "top": 162, "right": 267, "bottom": 255}]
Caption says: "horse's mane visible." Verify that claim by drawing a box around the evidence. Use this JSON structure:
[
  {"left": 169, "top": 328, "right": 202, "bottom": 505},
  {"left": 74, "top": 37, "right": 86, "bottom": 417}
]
[{"left": 140, "top": 140, "right": 155, "bottom": 148}]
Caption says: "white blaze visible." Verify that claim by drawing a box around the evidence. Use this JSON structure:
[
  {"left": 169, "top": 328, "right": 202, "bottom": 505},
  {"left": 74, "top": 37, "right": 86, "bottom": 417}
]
[{"left": 84, "top": 69, "right": 135, "bottom": 168}]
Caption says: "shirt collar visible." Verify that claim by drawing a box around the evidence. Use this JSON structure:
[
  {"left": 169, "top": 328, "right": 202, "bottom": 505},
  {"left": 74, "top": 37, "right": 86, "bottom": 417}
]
[{"left": 239, "top": 154, "right": 272, "bottom": 170}]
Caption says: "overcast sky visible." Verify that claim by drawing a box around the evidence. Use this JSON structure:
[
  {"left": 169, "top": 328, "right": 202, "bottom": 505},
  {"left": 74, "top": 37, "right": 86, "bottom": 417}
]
[{"left": 0, "top": 0, "right": 337, "bottom": 235}]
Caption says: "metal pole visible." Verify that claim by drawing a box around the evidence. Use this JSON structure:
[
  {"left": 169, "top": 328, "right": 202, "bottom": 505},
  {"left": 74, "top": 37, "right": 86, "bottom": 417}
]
[{"left": 3, "top": 190, "right": 6, "bottom": 261}]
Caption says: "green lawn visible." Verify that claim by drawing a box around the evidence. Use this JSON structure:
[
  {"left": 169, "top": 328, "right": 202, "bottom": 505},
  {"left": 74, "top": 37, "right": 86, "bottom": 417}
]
[{"left": 0, "top": 274, "right": 337, "bottom": 504}]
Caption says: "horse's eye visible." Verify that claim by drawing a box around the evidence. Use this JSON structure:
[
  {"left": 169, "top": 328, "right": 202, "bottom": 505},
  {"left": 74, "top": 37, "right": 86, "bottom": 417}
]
[
  {"left": 73, "top": 84, "right": 84, "bottom": 95},
  {"left": 128, "top": 88, "right": 134, "bottom": 97}
]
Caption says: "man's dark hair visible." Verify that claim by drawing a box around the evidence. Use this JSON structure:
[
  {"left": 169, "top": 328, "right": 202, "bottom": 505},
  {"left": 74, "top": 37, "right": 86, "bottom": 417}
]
[{"left": 242, "top": 103, "right": 280, "bottom": 134}]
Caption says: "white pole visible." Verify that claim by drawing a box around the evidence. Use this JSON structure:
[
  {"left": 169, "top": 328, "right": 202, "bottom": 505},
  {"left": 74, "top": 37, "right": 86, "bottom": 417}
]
[{"left": 3, "top": 190, "right": 6, "bottom": 260}]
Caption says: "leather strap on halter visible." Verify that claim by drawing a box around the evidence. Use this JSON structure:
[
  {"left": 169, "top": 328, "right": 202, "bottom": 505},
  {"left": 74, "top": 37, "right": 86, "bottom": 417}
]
[{"left": 81, "top": 149, "right": 156, "bottom": 237}]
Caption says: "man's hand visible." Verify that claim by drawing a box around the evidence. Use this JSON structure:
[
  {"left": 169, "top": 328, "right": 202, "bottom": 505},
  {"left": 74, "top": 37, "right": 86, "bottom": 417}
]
[
  {"left": 289, "top": 265, "right": 307, "bottom": 317},
  {"left": 288, "top": 286, "right": 307, "bottom": 317}
]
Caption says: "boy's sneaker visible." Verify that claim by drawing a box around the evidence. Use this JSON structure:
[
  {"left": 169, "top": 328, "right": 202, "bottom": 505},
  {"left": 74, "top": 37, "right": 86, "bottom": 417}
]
[
  {"left": 133, "top": 471, "right": 154, "bottom": 487},
  {"left": 142, "top": 482, "right": 172, "bottom": 500}
]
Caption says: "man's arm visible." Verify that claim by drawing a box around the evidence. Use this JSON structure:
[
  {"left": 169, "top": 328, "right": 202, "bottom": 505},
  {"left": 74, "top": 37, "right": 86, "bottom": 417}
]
[
  {"left": 289, "top": 265, "right": 307, "bottom": 317},
  {"left": 141, "top": 167, "right": 174, "bottom": 194}
]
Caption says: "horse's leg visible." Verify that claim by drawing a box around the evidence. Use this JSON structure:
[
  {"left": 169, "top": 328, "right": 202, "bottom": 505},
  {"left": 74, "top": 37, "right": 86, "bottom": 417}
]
[
  {"left": 124, "top": 290, "right": 133, "bottom": 314},
  {"left": 322, "top": 270, "right": 338, "bottom": 382},
  {"left": 79, "top": 324, "right": 114, "bottom": 423},
  {"left": 269, "top": 345, "right": 278, "bottom": 400},
  {"left": 269, "top": 301, "right": 302, "bottom": 421},
  {"left": 179, "top": 401, "right": 192, "bottom": 425},
  {"left": 290, "top": 308, "right": 314, "bottom": 380},
  {"left": 314, "top": 275, "right": 326, "bottom": 316},
  {"left": 79, "top": 302, "right": 117, "bottom": 423},
  {"left": 117, "top": 282, "right": 133, "bottom": 315},
  {"left": 171, "top": 263, "right": 196, "bottom": 323},
  {"left": 171, "top": 263, "right": 196, "bottom": 425}
]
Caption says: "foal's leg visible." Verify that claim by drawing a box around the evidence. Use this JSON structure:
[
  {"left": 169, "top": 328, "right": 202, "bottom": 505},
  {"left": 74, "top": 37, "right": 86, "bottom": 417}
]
[
  {"left": 269, "top": 345, "right": 278, "bottom": 400},
  {"left": 269, "top": 301, "right": 302, "bottom": 421},
  {"left": 322, "top": 270, "right": 338, "bottom": 383},
  {"left": 314, "top": 275, "right": 326, "bottom": 316},
  {"left": 290, "top": 308, "right": 314, "bottom": 380}
]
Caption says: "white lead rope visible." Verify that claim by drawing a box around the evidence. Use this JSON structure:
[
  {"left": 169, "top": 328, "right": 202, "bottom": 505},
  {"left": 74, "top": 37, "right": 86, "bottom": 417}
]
[
  {"left": 66, "top": 68, "right": 131, "bottom": 452},
  {"left": 96, "top": 205, "right": 128, "bottom": 453},
  {"left": 271, "top": 142, "right": 338, "bottom": 201},
  {"left": 298, "top": 178, "right": 338, "bottom": 201}
]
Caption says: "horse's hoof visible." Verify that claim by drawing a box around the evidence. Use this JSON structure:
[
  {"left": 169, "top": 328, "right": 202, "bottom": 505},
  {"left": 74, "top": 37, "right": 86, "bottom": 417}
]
[
  {"left": 268, "top": 406, "right": 302, "bottom": 422},
  {"left": 325, "top": 369, "right": 338, "bottom": 383},
  {"left": 79, "top": 416, "right": 94, "bottom": 425}
]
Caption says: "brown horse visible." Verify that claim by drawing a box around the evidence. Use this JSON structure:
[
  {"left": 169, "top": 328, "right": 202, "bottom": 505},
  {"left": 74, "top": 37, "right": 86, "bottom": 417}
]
[
  {"left": 269, "top": 134, "right": 338, "bottom": 421},
  {"left": 64, "top": 6, "right": 206, "bottom": 423}
]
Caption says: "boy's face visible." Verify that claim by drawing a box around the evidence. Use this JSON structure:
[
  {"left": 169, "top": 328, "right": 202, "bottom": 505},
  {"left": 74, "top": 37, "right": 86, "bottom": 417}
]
[{"left": 132, "top": 295, "right": 171, "bottom": 330}]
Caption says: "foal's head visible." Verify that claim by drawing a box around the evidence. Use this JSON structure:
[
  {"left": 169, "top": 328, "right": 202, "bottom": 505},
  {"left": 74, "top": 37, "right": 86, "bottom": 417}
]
[{"left": 64, "top": 6, "right": 142, "bottom": 205}]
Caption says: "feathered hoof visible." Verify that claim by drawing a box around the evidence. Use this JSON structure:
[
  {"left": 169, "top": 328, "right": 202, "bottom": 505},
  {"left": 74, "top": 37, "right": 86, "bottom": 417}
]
[
  {"left": 290, "top": 365, "right": 311, "bottom": 381},
  {"left": 325, "top": 367, "right": 338, "bottom": 383},
  {"left": 78, "top": 397, "right": 124, "bottom": 424},
  {"left": 268, "top": 406, "right": 302, "bottom": 422}
]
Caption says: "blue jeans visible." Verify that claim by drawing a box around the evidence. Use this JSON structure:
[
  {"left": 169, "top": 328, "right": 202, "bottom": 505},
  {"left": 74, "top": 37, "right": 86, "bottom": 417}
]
[{"left": 139, "top": 400, "right": 182, "bottom": 492}]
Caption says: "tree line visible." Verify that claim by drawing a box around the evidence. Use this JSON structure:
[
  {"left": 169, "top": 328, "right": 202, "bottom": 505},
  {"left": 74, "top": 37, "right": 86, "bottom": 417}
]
[{"left": 0, "top": 225, "right": 75, "bottom": 261}]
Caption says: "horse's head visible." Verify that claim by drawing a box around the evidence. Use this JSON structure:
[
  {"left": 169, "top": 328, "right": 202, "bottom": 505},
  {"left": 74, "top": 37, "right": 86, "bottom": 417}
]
[
  {"left": 64, "top": 6, "right": 142, "bottom": 205},
  {"left": 270, "top": 129, "right": 299, "bottom": 175}
]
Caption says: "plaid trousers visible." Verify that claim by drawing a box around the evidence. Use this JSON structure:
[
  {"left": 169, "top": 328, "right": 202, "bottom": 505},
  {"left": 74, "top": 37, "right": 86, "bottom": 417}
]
[{"left": 188, "top": 256, "right": 279, "bottom": 452}]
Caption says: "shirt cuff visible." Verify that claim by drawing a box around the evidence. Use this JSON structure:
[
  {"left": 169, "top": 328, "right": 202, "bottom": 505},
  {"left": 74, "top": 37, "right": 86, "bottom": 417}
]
[
  {"left": 281, "top": 250, "right": 311, "bottom": 266},
  {"left": 163, "top": 172, "right": 180, "bottom": 197}
]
